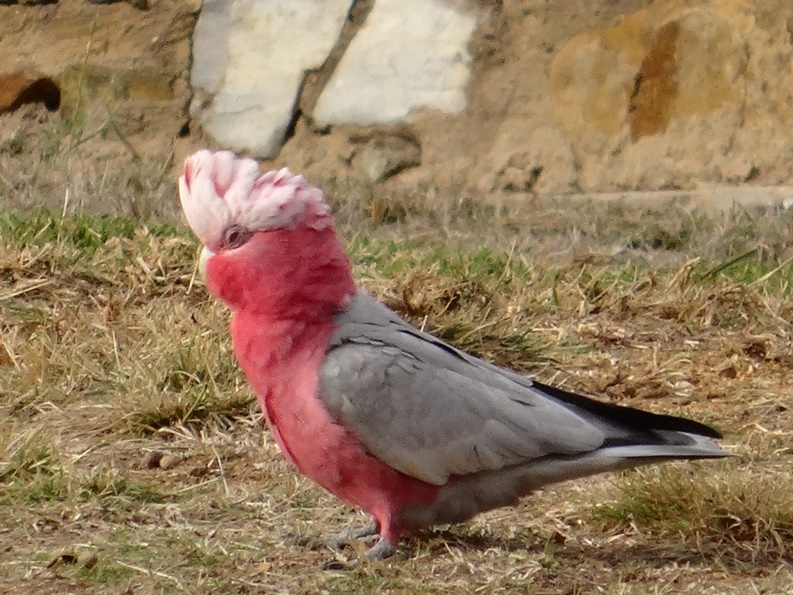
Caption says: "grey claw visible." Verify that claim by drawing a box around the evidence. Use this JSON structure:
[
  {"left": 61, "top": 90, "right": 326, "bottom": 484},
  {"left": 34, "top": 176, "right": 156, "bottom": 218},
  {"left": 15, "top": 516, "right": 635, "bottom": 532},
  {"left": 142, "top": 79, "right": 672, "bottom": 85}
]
[
  {"left": 338, "top": 522, "right": 379, "bottom": 541},
  {"left": 331, "top": 521, "right": 379, "bottom": 549},
  {"left": 364, "top": 538, "right": 396, "bottom": 560}
]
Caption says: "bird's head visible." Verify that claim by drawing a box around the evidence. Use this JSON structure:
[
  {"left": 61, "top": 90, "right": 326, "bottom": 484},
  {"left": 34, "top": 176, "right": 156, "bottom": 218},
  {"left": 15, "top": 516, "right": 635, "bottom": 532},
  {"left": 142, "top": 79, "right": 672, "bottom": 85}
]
[{"left": 179, "top": 149, "right": 355, "bottom": 316}]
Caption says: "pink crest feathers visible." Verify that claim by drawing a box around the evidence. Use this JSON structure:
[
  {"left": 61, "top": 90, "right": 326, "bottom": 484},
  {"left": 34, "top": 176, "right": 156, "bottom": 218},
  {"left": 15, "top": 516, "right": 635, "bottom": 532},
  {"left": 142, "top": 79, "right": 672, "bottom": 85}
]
[{"left": 179, "top": 149, "right": 330, "bottom": 251}]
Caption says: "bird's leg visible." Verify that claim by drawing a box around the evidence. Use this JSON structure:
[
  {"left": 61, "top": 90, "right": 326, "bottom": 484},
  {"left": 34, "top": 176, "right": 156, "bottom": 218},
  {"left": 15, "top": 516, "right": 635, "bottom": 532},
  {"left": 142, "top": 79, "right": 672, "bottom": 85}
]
[{"left": 363, "top": 520, "right": 400, "bottom": 560}]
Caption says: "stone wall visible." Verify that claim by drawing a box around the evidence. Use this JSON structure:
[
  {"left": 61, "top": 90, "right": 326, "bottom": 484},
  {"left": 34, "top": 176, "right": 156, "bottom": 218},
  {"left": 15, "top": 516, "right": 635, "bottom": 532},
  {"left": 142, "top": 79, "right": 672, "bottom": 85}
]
[{"left": 2, "top": 0, "right": 793, "bottom": 197}]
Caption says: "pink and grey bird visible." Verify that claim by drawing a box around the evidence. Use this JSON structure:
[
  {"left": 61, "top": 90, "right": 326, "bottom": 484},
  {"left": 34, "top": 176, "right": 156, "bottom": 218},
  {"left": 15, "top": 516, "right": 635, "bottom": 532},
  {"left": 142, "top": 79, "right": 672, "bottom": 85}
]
[{"left": 178, "top": 149, "right": 731, "bottom": 560}]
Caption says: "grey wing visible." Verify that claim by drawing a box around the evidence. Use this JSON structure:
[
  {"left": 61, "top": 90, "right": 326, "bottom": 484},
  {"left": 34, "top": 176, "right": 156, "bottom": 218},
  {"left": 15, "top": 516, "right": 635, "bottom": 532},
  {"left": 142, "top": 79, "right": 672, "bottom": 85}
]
[{"left": 317, "top": 292, "right": 607, "bottom": 486}]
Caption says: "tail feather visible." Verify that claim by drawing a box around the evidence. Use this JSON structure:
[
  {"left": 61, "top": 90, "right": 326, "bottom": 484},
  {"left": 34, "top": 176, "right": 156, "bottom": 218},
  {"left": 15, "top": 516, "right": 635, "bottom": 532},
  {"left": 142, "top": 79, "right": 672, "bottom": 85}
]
[
  {"left": 532, "top": 379, "right": 724, "bottom": 439},
  {"left": 401, "top": 431, "right": 732, "bottom": 530},
  {"left": 512, "top": 430, "right": 732, "bottom": 492},
  {"left": 602, "top": 429, "right": 731, "bottom": 456}
]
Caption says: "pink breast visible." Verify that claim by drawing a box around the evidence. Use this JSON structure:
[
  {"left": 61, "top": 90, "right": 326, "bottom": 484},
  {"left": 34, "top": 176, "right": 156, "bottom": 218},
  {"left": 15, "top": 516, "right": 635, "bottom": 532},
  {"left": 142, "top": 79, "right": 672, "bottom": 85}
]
[{"left": 232, "top": 312, "right": 438, "bottom": 532}]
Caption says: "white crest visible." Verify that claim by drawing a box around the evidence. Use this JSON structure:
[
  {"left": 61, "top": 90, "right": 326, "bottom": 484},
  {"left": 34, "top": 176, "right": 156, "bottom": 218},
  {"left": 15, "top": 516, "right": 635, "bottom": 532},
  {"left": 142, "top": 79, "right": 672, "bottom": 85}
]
[{"left": 179, "top": 149, "right": 330, "bottom": 250}]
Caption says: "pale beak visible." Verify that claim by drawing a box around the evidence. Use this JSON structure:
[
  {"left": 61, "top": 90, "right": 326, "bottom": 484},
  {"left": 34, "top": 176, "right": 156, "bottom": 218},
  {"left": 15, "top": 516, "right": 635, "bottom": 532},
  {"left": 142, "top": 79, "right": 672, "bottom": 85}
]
[{"left": 198, "top": 246, "right": 214, "bottom": 281}]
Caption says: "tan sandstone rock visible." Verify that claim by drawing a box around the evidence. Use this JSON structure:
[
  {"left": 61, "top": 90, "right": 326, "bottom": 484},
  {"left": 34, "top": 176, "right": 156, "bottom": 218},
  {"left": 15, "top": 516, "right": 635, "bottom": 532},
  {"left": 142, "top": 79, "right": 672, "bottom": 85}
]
[{"left": 550, "top": 0, "right": 793, "bottom": 191}]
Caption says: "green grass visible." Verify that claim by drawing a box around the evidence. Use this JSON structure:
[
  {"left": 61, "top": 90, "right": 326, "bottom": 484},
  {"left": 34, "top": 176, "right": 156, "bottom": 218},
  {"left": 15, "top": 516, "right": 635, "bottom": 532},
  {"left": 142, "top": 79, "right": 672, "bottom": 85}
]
[
  {"left": 0, "top": 208, "right": 184, "bottom": 251},
  {"left": 2, "top": 204, "right": 793, "bottom": 593},
  {"left": 79, "top": 467, "right": 165, "bottom": 504},
  {"left": 592, "top": 464, "right": 793, "bottom": 546}
]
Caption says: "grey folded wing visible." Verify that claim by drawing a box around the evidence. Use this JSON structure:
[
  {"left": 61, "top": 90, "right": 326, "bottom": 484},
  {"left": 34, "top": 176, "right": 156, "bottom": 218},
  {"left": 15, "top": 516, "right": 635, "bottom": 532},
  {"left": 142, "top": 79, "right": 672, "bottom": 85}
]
[{"left": 317, "top": 292, "right": 612, "bottom": 486}]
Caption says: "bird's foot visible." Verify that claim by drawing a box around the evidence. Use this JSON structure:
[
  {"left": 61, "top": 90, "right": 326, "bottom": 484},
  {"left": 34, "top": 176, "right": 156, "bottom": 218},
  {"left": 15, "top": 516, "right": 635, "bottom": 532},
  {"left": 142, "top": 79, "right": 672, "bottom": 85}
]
[
  {"left": 364, "top": 537, "right": 397, "bottom": 560},
  {"left": 325, "top": 519, "right": 398, "bottom": 565},
  {"left": 330, "top": 521, "right": 379, "bottom": 549},
  {"left": 338, "top": 521, "right": 379, "bottom": 542},
  {"left": 321, "top": 537, "right": 395, "bottom": 570}
]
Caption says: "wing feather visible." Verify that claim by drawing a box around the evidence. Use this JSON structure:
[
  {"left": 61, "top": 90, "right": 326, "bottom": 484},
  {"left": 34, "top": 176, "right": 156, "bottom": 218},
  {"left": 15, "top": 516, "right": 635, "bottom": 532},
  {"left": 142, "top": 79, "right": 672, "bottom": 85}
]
[{"left": 317, "top": 293, "right": 606, "bottom": 485}]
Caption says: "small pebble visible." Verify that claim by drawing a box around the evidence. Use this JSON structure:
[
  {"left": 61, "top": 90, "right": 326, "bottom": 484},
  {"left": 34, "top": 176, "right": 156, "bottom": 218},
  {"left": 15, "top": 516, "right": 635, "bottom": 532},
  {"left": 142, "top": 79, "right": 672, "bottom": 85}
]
[{"left": 143, "top": 450, "right": 164, "bottom": 469}]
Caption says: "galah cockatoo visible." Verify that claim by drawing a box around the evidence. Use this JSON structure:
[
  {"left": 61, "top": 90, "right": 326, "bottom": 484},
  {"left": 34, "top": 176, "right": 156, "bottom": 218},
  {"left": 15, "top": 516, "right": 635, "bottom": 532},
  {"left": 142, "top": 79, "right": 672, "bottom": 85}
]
[{"left": 179, "top": 149, "right": 731, "bottom": 561}]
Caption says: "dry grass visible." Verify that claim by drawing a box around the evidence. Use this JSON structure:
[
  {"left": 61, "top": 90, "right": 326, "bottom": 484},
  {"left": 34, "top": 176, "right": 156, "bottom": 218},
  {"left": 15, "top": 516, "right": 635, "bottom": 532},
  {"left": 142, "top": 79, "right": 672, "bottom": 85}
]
[{"left": 2, "top": 161, "right": 793, "bottom": 593}]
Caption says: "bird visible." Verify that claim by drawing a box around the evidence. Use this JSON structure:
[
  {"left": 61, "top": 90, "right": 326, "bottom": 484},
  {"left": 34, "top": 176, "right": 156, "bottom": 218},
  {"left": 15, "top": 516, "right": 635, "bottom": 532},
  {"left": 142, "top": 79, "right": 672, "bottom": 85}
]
[{"left": 178, "top": 149, "right": 731, "bottom": 561}]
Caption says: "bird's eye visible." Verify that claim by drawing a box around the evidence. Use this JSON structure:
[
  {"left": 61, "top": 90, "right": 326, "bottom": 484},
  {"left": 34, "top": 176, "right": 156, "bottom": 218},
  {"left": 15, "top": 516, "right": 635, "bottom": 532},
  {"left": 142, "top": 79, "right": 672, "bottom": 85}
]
[{"left": 222, "top": 225, "right": 252, "bottom": 250}]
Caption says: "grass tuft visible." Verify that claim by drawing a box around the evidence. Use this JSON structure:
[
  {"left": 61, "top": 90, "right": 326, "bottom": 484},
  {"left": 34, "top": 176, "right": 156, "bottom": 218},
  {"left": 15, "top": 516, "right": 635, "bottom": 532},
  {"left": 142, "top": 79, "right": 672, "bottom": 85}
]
[
  {"left": 0, "top": 428, "right": 61, "bottom": 483},
  {"left": 594, "top": 464, "right": 793, "bottom": 546}
]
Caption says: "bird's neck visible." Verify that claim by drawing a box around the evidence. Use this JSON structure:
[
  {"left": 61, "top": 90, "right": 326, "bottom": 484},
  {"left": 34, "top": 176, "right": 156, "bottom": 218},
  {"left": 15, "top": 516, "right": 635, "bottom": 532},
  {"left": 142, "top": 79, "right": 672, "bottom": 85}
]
[{"left": 206, "top": 216, "right": 356, "bottom": 390}]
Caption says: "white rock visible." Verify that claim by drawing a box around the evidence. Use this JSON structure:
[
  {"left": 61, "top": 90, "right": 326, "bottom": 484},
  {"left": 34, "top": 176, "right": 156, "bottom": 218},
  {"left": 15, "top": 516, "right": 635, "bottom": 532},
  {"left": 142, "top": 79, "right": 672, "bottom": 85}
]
[
  {"left": 192, "top": 0, "right": 353, "bottom": 158},
  {"left": 314, "top": 0, "right": 481, "bottom": 126},
  {"left": 190, "top": 0, "right": 230, "bottom": 95}
]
